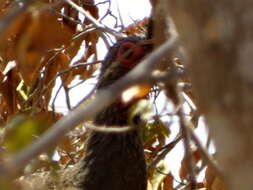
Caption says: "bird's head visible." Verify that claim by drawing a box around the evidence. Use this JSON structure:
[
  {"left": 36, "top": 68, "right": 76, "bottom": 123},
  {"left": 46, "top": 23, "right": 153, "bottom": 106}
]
[
  {"left": 94, "top": 37, "right": 153, "bottom": 126},
  {"left": 98, "top": 37, "right": 152, "bottom": 88}
]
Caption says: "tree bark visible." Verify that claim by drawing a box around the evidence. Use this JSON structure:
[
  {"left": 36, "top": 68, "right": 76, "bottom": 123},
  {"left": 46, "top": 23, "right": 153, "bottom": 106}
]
[{"left": 166, "top": 0, "right": 253, "bottom": 189}]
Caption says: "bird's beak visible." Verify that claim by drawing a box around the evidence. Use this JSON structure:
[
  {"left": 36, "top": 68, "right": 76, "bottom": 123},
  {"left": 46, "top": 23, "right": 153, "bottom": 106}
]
[{"left": 121, "top": 83, "right": 151, "bottom": 103}]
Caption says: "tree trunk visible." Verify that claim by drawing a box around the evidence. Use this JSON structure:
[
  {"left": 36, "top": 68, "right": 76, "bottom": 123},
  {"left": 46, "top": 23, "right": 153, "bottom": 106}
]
[{"left": 166, "top": 0, "right": 253, "bottom": 189}]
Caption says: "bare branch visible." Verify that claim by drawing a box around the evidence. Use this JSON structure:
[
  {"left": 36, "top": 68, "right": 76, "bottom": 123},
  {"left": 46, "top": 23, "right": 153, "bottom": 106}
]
[
  {"left": 187, "top": 122, "right": 223, "bottom": 178},
  {"left": 63, "top": 0, "right": 123, "bottom": 38},
  {"left": 178, "top": 103, "right": 197, "bottom": 189},
  {"left": 86, "top": 124, "right": 133, "bottom": 133},
  {"left": 147, "top": 135, "right": 182, "bottom": 172}
]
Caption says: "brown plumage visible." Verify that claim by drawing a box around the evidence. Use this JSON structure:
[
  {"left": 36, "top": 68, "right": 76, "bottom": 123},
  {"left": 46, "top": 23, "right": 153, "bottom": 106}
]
[
  {"left": 70, "top": 37, "right": 152, "bottom": 190},
  {"left": 18, "top": 36, "right": 152, "bottom": 190}
]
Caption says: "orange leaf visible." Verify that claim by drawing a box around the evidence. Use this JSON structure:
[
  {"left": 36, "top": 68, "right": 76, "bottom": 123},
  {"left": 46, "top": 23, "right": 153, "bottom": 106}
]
[
  {"left": 59, "top": 136, "right": 75, "bottom": 154},
  {"left": 124, "top": 18, "right": 150, "bottom": 36},
  {"left": 163, "top": 173, "right": 174, "bottom": 190},
  {"left": 83, "top": 1, "right": 99, "bottom": 24},
  {"left": 13, "top": 9, "right": 73, "bottom": 86}
]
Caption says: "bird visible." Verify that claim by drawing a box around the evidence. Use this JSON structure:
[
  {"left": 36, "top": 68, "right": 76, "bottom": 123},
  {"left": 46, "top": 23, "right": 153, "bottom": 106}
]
[{"left": 18, "top": 36, "right": 153, "bottom": 190}]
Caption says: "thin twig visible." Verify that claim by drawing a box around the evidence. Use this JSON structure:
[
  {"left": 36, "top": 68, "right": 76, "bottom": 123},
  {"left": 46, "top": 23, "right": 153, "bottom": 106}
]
[
  {"left": 53, "top": 10, "right": 83, "bottom": 25},
  {"left": 147, "top": 135, "right": 182, "bottom": 171},
  {"left": 100, "top": 33, "right": 112, "bottom": 49},
  {"left": 151, "top": 66, "right": 186, "bottom": 82},
  {"left": 73, "top": 85, "right": 97, "bottom": 108},
  {"left": 187, "top": 123, "right": 223, "bottom": 178},
  {"left": 52, "top": 80, "right": 64, "bottom": 113},
  {"left": 63, "top": 86, "right": 72, "bottom": 110},
  {"left": 178, "top": 104, "right": 197, "bottom": 190},
  {"left": 63, "top": 0, "right": 123, "bottom": 38},
  {"left": 30, "top": 61, "right": 101, "bottom": 107},
  {"left": 95, "top": 0, "right": 110, "bottom": 6},
  {"left": 115, "top": 0, "right": 124, "bottom": 29},
  {"left": 68, "top": 77, "right": 94, "bottom": 89}
]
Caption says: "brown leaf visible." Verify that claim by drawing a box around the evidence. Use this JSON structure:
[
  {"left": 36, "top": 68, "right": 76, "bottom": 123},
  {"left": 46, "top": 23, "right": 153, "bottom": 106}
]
[
  {"left": 124, "top": 18, "right": 150, "bottom": 36},
  {"left": 0, "top": 0, "right": 11, "bottom": 17},
  {"left": 0, "top": 67, "right": 21, "bottom": 117},
  {"left": 179, "top": 157, "right": 187, "bottom": 181},
  {"left": 83, "top": 0, "right": 99, "bottom": 24},
  {"left": 35, "top": 111, "right": 63, "bottom": 124},
  {"left": 59, "top": 154, "right": 71, "bottom": 165},
  {"left": 163, "top": 173, "right": 174, "bottom": 190},
  {"left": 196, "top": 182, "right": 205, "bottom": 189},
  {"left": 79, "top": 33, "right": 99, "bottom": 63},
  {"left": 59, "top": 136, "right": 75, "bottom": 154},
  {"left": 62, "top": 3, "right": 79, "bottom": 31},
  {"left": 66, "top": 34, "right": 86, "bottom": 59},
  {"left": 0, "top": 11, "right": 31, "bottom": 63},
  {"left": 43, "top": 53, "right": 70, "bottom": 105},
  {"left": 179, "top": 150, "right": 202, "bottom": 180},
  {"left": 11, "top": 9, "right": 73, "bottom": 86}
]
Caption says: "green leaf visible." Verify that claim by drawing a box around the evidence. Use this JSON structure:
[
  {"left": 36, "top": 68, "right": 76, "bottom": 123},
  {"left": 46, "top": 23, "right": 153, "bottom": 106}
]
[
  {"left": 141, "top": 118, "right": 170, "bottom": 145},
  {"left": 4, "top": 115, "right": 48, "bottom": 153},
  {"left": 150, "top": 161, "right": 170, "bottom": 190}
]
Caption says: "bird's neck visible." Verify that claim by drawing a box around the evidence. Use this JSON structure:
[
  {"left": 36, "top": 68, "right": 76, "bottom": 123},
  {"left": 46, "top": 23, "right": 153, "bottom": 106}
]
[
  {"left": 77, "top": 101, "right": 147, "bottom": 190},
  {"left": 93, "top": 100, "right": 134, "bottom": 126},
  {"left": 79, "top": 130, "right": 147, "bottom": 190}
]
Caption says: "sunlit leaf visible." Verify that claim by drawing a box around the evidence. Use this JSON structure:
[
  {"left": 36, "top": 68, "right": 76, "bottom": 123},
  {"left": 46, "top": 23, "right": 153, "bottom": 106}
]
[
  {"left": 150, "top": 161, "right": 170, "bottom": 190},
  {"left": 128, "top": 100, "right": 153, "bottom": 127},
  {"left": 142, "top": 118, "right": 170, "bottom": 146},
  {"left": 4, "top": 114, "right": 54, "bottom": 153},
  {"left": 4, "top": 115, "right": 38, "bottom": 153}
]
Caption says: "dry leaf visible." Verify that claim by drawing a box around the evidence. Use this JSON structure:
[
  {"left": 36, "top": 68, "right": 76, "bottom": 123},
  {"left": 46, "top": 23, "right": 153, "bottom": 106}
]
[
  {"left": 179, "top": 150, "right": 202, "bottom": 180},
  {"left": 163, "top": 173, "right": 174, "bottom": 190},
  {"left": 10, "top": 9, "right": 73, "bottom": 86}
]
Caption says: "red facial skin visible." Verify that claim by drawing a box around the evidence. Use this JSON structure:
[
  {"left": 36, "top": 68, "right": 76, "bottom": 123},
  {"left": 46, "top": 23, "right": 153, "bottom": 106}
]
[
  {"left": 116, "top": 41, "right": 147, "bottom": 68},
  {"left": 115, "top": 41, "right": 151, "bottom": 107}
]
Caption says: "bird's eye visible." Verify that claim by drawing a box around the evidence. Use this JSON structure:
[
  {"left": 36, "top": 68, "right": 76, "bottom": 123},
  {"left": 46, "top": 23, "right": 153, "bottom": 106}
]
[
  {"left": 117, "top": 41, "right": 144, "bottom": 68},
  {"left": 120, "top": 45, "right": 134, "bottom": 59}
]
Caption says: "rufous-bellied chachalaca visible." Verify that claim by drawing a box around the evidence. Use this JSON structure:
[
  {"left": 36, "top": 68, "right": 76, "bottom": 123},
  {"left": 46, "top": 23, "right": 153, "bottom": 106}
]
[{"left": 19, "top": 36, "right": 153, "bottom": 190}]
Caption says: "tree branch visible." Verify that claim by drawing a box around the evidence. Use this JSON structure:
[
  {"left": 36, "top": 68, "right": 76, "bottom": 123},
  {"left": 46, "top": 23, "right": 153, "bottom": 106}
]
[
  {"left": 187, "top": 122, "right": 223, "bottom": 178},
  {"left": 63, "top": 0, "right": 123, "bottom": 38},
  {"left": 178, "top": 103, "right": 197, "bottom": 190}
]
